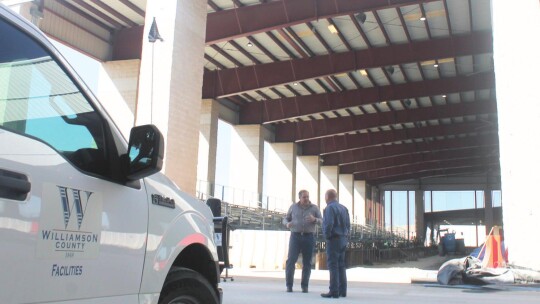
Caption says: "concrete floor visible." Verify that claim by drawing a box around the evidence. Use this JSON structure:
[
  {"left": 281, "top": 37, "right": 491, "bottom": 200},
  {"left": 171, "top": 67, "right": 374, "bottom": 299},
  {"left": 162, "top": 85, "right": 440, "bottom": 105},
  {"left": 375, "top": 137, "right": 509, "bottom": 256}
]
[
  {"left": 221, "top": 276, "right": 540, "bottom": 304},
  {"left": 220, "top": 255, "right": 539, "bottom": 303}
]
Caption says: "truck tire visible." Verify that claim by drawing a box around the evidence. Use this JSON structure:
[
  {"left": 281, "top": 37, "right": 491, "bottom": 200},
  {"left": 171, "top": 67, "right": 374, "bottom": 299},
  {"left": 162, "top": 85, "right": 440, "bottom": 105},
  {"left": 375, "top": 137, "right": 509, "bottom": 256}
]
[{"left": 159, "top": 267, "right": 219, "bottom": 304}]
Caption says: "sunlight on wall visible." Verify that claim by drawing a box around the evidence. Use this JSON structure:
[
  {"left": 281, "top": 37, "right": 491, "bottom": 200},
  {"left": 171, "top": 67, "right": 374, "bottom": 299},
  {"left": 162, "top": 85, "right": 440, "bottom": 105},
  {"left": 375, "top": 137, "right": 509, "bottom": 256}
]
[{"left": 262, "top": 142, "right": 293, "bottom": 212}]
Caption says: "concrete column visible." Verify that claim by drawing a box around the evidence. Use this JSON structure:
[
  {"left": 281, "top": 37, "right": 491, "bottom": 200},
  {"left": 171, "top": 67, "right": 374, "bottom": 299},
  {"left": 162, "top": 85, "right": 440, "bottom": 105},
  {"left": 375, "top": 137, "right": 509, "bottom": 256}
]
[
  {"left": 320, "top": 166, "right": 339, "bottom": 207},
  {"left": 265, "top": 142, "right": 297, "bottom": 212},
  {"left": 296, "top": 156, "right": 320, "bottom": 207},
  {"left": 338, "top": 174, "right": 354, "bottom": 220},
  {"left": 493, "top": 0, "right": 540, "bottom": 270},
  {"left": 353, "top": 180, "right": 366, "bottom": 225},
  {"left": 415, "top": 190, "right": 425, "bottom": 244},
  {"left": 229, "top": 125, "right": 264, "bottom": 207},
  {"left": 101, "top": 60, "right": 140, "bottom": 116},
  {"left": 197, "top": 99, "right": 219, "bottom": 197},
  {"left": 96, "top": 60, "right": 139, "bottom": 137},
  {"left": 136, "top": 1, "right": 207, "bottom": 195},
  {"left": 484, "top": 190, "right": 493, "bottom": 235}
]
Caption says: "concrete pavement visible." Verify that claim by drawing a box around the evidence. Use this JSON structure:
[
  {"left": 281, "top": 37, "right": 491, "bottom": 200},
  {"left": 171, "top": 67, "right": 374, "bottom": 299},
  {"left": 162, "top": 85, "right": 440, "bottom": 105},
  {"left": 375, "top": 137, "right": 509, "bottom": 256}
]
[{"left": 221, "top": 274, "right": 540, "bottom": 304}]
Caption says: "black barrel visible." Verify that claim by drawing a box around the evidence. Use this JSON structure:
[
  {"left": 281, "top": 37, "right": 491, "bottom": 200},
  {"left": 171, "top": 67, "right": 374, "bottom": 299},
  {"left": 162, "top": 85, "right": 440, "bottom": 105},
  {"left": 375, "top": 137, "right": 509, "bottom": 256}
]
[{"left": 206, "top": 198, "right": 222, "bottom": 217}]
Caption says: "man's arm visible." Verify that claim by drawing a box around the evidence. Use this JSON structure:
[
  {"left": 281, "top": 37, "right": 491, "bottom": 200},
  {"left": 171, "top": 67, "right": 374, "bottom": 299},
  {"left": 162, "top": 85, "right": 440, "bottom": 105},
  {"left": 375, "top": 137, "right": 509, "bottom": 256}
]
[
  {"left": 282, "top": 204, "right": 294, "bottom": 227},
  {"left": 323, "top": 206, "right": 334, "bottom": 239},
  {"left": 344, "top": 208, "right": 351, "bottom": 238},
  {"left": 313, "top": 205, "right": 323, "bottom": 225}
]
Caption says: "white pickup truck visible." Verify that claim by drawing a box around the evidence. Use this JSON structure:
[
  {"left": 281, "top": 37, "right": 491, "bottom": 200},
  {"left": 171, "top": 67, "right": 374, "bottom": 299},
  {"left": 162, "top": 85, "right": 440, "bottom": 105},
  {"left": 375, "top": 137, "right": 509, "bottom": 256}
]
[{"left": 0, "top": 4, "right": 222, "bottom": 304}]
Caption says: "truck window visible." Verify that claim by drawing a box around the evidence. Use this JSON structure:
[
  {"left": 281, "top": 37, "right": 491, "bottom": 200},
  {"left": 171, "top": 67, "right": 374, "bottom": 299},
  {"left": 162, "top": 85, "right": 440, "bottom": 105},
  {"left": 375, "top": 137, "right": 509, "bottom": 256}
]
[{"left": 0, "top": 17, "right": 108, "bottom": 176}]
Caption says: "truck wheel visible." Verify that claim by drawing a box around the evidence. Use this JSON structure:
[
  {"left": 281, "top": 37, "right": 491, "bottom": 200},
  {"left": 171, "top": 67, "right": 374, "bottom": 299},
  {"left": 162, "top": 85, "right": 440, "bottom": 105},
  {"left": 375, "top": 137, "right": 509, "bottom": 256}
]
[{"left": 159, "top": 267, "right": 219, "bottom": 304}]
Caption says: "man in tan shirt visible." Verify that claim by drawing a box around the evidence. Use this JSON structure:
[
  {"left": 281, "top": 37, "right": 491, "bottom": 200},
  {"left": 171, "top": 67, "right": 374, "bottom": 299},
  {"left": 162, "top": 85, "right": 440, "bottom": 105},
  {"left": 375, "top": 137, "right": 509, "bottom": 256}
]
[{"left": 283, "top": 190, "right": 322, "bottom": 293}]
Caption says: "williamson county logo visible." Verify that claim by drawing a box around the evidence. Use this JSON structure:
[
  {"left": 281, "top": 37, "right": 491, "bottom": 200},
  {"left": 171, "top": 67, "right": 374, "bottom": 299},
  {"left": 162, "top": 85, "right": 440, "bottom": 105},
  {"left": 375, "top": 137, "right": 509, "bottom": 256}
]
[{"left": 37, "top": 184, "right": 103, "bottom": 259}]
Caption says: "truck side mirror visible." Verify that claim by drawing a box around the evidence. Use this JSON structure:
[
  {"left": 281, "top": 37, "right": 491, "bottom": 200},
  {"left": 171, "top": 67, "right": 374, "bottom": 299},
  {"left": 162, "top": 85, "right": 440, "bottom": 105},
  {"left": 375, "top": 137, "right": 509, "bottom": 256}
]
[{"left": 124, "top": 124, "right": 164, "bottom": 180}]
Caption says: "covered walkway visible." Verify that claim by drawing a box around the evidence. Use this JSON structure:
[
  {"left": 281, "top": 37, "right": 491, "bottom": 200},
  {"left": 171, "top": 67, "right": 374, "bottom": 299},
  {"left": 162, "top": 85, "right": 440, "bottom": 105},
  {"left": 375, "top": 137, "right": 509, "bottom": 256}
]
[{"left": 4, "top": 0, "right": 539, "bottom": 270}]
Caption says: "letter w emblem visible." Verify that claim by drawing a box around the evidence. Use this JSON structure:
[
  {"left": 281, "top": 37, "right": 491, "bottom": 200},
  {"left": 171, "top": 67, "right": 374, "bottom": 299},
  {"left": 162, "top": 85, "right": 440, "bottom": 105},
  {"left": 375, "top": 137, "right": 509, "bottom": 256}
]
[{"left": 58, "top": 186, "right": 93, "bottom": 230}]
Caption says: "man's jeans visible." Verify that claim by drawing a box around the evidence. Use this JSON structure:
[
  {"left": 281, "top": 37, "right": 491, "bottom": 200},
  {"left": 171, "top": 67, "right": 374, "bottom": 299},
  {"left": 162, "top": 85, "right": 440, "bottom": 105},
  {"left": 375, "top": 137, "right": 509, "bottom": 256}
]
[
  {"left": 326, "top": 236, "right": 347, "bottom": 296},
  {"left": 285, "top": 232, "right": 315, "bottom": 289}
]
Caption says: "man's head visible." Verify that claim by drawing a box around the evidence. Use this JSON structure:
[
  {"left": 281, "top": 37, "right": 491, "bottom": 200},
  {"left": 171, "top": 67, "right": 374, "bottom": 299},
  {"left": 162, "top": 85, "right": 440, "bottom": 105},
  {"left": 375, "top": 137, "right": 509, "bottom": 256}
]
[
  {"left": 298, "top": 190, "right": 310, "bottom": 206},
  {"left": 325, "top": 189, "right": 337, "bottom": 204}
]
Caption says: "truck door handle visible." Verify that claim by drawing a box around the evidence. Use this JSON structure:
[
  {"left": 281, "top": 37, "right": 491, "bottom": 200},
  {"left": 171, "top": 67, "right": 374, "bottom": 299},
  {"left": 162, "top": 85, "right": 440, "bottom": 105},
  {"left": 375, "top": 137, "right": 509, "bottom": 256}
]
[{"left": 0, "top": 169, "right": 31, "bottom": 200}]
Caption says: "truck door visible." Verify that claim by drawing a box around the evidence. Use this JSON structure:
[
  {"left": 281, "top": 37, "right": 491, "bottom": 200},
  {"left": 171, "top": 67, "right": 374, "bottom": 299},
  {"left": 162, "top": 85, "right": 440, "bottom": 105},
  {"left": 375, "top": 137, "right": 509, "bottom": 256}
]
[{"left": 0, "top": 12, "right": 148, "bottom": 303}]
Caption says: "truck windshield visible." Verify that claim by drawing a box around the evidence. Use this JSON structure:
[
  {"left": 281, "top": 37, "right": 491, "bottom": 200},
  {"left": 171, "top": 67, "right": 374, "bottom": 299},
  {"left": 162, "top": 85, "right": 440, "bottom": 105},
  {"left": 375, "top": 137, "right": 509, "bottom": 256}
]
[{"left": 0, "top": 16, "right": 108, "bottom": 176}]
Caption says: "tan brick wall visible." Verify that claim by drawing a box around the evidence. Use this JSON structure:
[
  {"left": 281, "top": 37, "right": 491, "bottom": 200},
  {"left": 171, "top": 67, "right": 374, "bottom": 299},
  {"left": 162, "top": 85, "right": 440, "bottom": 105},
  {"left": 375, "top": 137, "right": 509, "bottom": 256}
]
[
  {"left": 163, "top": 1, "right": 208, "bottom": 195},
  {"left": 198, "top": 99, "right": 219, "bottom": 188},
  {"left": 102, "top": 60, "right": 141, "bottom": 115},
  {"left": 135, "top": 1, "right": 208, "bottom": 195}
]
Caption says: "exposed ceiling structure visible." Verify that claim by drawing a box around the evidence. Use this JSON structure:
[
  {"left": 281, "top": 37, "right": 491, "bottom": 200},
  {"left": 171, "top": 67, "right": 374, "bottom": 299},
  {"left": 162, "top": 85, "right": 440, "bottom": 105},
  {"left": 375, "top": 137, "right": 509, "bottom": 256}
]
[
  {"left": 203, "top": 0, "right": 499, "bottom": 187},
  {"left": 8, "top": 0, "right": 147, "bottom": 60},
  {"left": 6, "top": 0, "right": 500, "bottom": 188}
]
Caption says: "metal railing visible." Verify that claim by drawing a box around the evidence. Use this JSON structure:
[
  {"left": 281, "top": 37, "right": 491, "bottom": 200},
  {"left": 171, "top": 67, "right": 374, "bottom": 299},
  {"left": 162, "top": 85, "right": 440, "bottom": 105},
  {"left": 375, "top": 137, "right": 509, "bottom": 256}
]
[
  {"left": 196, "top": 180, "right": 290, "bottom": 212},
  {"left": 196, "top": 181, "right": 432, "bottom": 267}
]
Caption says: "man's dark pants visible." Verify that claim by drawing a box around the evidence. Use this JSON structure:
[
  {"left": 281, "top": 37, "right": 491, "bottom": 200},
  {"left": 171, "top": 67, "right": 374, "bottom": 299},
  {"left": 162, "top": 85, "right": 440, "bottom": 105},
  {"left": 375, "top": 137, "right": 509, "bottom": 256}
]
[
  {"left": 326, "top": 236, "right": 348, "bottom": 296},
  {"left": 285, "top": 232, "right": 315, "bottom": 290}
]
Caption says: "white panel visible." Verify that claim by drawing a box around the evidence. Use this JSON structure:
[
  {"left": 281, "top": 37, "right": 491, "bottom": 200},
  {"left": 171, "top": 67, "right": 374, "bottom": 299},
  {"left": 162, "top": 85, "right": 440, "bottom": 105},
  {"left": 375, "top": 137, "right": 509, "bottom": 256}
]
[
  {"left": 438, "top": 60, "right": 457, "bottom": 78},
  {"left": 338, "top": 16, "right": 369, "bottom": 50},
  {"left": 360, "top": 12, "right": 388, "bottom": 47},
  {"left": 420, "top": 64, "right": 439, "bottom": 80},
  {"left": 389, "top": 100, "right": 403, "bottom": 110},
  {"left": 303, "top": 79, "right": 326, "bottom": 94},
  {"left": 270, "top": 29, "right": 302, "bottom": 59},
  {"left": 377, "top": 8, "right": 408, "bottom": 44},
  {"left": 274, "top": 86, "right": 297, "bottom": 98},
  {"left": 446, "top": 0, "right": 471, "bottom": 34},
  {"left": 250, "top": 32, "right": 292, "bottom": 61},
  {"left": 446, "top": 93, "right": 460, "bottom": 103},
  {"left": 354, "top": 70, "right": 375, "bottom": 87},
  {"left": 221, "top": 41, "right": 254, "bottom": 66},
  {"left": 474, "top": 53, "right": 494, "bottom": 75},
  {"left": 368, "top": 68, "right": 390, "bottom": 86},
  {"left": 234, "top": 37, "right": 274, "bottom": 64},
  {"left": 400, "top": 5, "right": 429, "bottom": 41},
  {"left": 424, "top": 0, "right": 449, "bottom": 38},
  {"left": 323, "top": 111, "right": 336, "bottom": 119},
  {"left": 460, "top": 91, "right": 475, "bottom": 102},
  {"left": 477, "top": 89, "right": 491, "bottom": 100},
  {"left": 313, "top": 18, "right": 349, "bottom": 53},
  {"left": 290, "top": 23, "right": 326, "bottom": 56},
  {"left": 42, "top": 2, "right": 111, "bottom": 60},
  {"left": 211, "top": 0, "right": 234, "bottom": 10},
  {"left": 103, "top": 0, "right": 145, "bottom": 25},
  {"left": 348, "top": 107, "right": 363, "bottom": 116},
  {"left": 471, "top": 0, "right": 492, "bottom": 31},
  {"left": 402, "top": 62, "right": 423, "bottom": 81},
  {"left": 388, "top": 65, "right": 407, "bottom": 84},
  {"left": 336, "top": 109, "right": 350, "bottom": 117},
  {"left": 208, "top": 42, "right": 237, "bottom": 68},
  {"left": 417, "top": 96, "right": 432, "bottom": 107},
  {"left": 456, "top": 55, "right": 473, "bottom": 75}
]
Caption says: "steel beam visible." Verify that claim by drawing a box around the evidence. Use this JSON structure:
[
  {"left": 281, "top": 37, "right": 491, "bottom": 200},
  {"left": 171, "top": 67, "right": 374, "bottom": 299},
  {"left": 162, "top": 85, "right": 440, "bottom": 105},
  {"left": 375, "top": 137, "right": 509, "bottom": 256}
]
[
  {"left": 339, "top": 145, "right": 498, "bottom": 174},
  {"left": 206, "top": 0, "right": 438, "bottom": 44},
  {"left": 303, "top": 121, "right": 496, "bottom": 156},
  {"left": 363, "top": 164, "right": 500, "bottom": 185},
  {"left": 355, "top": 156, "right": 499, "bottom": 181},
  {"left": 326, "top": 134, "right": 498, "bottom": 167},
  {"left": 202, "top": 32, "right": 493, "bottom": 99},
  {"left": 275, "top": 99, "right": 497, "bottom": 142},
  {"left": 240, "top": 73, "right": 494, "bottom": 124}
]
